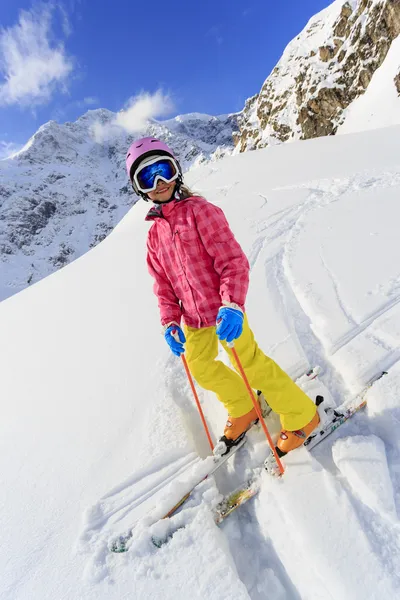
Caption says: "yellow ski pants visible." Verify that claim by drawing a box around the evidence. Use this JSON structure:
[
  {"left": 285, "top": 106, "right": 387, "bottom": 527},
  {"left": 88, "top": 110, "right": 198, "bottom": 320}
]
[{"left": 184, "top": 315, "right": 316, "bottom": 431}]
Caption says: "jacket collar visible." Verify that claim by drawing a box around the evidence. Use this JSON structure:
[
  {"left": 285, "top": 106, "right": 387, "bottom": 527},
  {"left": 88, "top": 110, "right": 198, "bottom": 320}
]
[{"left": 145, "top": 196, "right": 191, "bottom": 221}]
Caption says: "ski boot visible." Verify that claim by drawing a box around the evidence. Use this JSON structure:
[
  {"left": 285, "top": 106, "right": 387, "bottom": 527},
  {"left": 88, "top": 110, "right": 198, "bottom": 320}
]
[
  {"left": 264, "top": 408, "right": 321, "bottom": 475},
  {"left": 214, "top": 406, "right": 259, "bottom": 457}
]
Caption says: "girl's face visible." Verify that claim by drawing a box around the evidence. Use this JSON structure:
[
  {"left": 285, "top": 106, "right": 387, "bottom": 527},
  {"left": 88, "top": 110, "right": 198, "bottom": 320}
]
[{"left": 147, "top": 180, "right": 176, "bottom": 203}]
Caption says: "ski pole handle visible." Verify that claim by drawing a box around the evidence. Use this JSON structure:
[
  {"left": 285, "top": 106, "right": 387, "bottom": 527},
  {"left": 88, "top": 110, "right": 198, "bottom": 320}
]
[{"left": 171, "top": 328, "right": 185, "bottom": 348}]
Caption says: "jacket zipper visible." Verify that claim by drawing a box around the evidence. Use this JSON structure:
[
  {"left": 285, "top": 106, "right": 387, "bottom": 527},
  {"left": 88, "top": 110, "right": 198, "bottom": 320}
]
[{"left": 174, "top": 230, "right": 203, "bottom": 327}]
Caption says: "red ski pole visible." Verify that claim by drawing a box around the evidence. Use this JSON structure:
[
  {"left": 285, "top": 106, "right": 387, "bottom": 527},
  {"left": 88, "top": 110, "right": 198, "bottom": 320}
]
[
  {"left": 181, "top": 354, "right": 214, "bottom": 452},
  {"left": 228, "top": 342, "right": 285, "bottom": 476},
  {"left": 170, "top": 328, "right": 214, "bottom": 452}
]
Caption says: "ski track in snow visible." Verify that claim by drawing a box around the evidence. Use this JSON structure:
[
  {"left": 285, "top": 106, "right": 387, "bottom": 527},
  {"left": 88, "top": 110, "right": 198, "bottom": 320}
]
[
  {"left": 222, "top": 499, "right": 302, "bottom": 600},
  {"left": 79, "top": 450, "right": 201, "bottom": 549},
  {"left": 281, "top": 172, "right": 400, "bottom": 372},
  {"left": 329, "top": 297, "right": 400, "bottom": 356},
  {"left": 206, "top": 168, "right": 400, "bottom": 598}
]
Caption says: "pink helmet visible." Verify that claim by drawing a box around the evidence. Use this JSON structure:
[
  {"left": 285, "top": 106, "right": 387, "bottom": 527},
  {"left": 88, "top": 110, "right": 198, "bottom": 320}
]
[{"left": 126, "top": 137, "right": 180, "bottom": 185}]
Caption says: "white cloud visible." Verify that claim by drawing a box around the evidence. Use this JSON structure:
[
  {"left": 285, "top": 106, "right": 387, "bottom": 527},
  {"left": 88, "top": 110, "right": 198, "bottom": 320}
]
[
  {"left": 0, "top": 4, "right": 74, "bottom": 107},
  {"left": 0, "top": 140, "right": 23, "bottom": 159},
  {"left": 58, "top": 4, "right": 72, "bottom": 37},
  {"left": 92, "top": 90, "right": 174, "bottom": 143},
  {"left": 83, "top": 96, "right": 98, "bottom": 106},
  {"left": 115, "top": 91, "right": 174, "bottom": 132}
]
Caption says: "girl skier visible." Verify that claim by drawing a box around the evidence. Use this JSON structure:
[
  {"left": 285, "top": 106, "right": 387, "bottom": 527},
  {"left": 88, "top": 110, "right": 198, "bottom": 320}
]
[{"left": 126, "top": 137, "right": 319, "bottom": 458}]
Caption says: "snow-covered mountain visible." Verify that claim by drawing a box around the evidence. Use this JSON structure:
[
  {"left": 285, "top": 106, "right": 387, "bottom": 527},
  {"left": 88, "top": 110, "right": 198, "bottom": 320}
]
[
  {"left": 235, "top": 0, "right": 400, "bottom": 151},
  {"left": 0, "top": 110, "right": 237, "bottom": 301},
  {"left": 2, "top": 0, "right": 400, "bottom": 303}
]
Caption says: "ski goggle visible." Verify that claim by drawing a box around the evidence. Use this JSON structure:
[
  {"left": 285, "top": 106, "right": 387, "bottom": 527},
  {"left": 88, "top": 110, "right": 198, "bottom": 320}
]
[{"left": 133, "top": 156, "right": 180, "bottom": 193}]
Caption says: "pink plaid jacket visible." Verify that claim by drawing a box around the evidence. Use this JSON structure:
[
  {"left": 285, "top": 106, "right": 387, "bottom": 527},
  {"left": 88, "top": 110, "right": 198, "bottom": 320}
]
[{"left": 145, "top": 196, "right": 250, "bottom": 328}]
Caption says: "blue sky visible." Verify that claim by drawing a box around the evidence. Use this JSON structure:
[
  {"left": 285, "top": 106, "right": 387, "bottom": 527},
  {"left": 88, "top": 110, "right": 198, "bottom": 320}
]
[{"left": 0, "top": 0, "right": 330, "bottom": 157}]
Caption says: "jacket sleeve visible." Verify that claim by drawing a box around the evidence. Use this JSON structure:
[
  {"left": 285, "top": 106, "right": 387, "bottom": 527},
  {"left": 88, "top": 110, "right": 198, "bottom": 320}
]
[
  {"left": 193, "top": 200, "right": 250, "bottom": 309},
  {"left": 146, "top": 235, "right": 182, "bottom": 326}
]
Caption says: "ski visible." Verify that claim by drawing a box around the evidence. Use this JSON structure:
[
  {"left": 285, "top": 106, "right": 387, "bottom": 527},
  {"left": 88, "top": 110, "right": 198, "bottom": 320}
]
[
  {"left": 143, "top": 371, "right": 387, "bottom": 548},
  {"left": 109, "top": 383, "right": 368, "bottom": 552},
  {"left": 214, "top": 373, "right": 387, "bottom": 515},
  {"left": 110, "top": 436, "right": 247, "bottom": 553},
  {"left": 148, "top": 480, "right": 262, "bottom": 549},
  {"left": 214, "top": 398, "right": 367, "bottom": 516},
  {"left": 161, "top": 435, "right": 247, "bottom": 516},
  {"left": 264, "top": 370, "right": 388, "bottom": 474},
  {"left": 303, "top": 370, "right": 387, "bottom": 451},
  {"left": 110, "top": 366, "right": 324, "bottom": 553},
  {"left": 214, "top": 478, "right": 260, "bottom": 524},
  {"left": 148, "top": 481, "right": 261, "bottom": 550},
  {"left": 303, "top": 398, "right": 366, "bottom": 451}
]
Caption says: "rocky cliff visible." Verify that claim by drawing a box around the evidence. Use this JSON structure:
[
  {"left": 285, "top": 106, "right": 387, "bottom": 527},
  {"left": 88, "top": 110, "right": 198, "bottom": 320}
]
[{"left": 234, "top": 0, "right": 400, "bottom": 151}]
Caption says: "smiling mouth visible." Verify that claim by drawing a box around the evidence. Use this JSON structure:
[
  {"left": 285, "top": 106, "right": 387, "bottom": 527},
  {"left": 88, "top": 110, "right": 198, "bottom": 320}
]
[{"left": 157, "top": 187, "right": 169, "bottom": 193}]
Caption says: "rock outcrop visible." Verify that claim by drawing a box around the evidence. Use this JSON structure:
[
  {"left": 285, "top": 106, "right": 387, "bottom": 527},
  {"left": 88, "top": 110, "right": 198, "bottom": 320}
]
[{"left": 234, "top": 0, "right": 400, "bottom": 152}]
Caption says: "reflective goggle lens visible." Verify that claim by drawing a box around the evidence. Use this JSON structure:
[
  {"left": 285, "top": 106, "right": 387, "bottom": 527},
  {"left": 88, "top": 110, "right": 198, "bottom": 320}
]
[{"left": 136, "top": 158, "right": 177, "bottom": 192}]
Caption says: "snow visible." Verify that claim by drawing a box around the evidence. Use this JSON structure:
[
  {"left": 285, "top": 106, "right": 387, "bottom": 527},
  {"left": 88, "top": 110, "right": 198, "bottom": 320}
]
[
  {"left": 106, "top": 508, "right": 250, "bottom": 600},
  {"left": 163, "top": 112, "right": 218, "bottom": 126},
  {"left": 2, "top": 123, "right": 400, "bottom": 598},
  {"left": 256, "top": 452, "right": 398, "bottom": 599},
  {"left": 338, "top": 36, "right": 400, "bottom": 134},
  {"left": 333, "top": 435, "right": 397, "bottom": 519}
]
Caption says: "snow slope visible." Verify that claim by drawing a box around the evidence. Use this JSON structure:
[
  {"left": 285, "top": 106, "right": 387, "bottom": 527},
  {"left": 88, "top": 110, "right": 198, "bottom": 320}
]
[
  {"left": 338, "top": 35, "right": 400, "bottom": 134},
  {"left": 2, "top": 125, "right": 400, "bottom": 599}
]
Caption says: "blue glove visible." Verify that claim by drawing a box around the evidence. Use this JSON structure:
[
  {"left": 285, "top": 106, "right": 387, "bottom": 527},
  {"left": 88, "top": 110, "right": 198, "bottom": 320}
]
[
  {"left": 216, "top": 306, "right": 244, "bottom": 343},
  {"left": 164, "top": 324, "right": 186, "bottom": 356}
]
